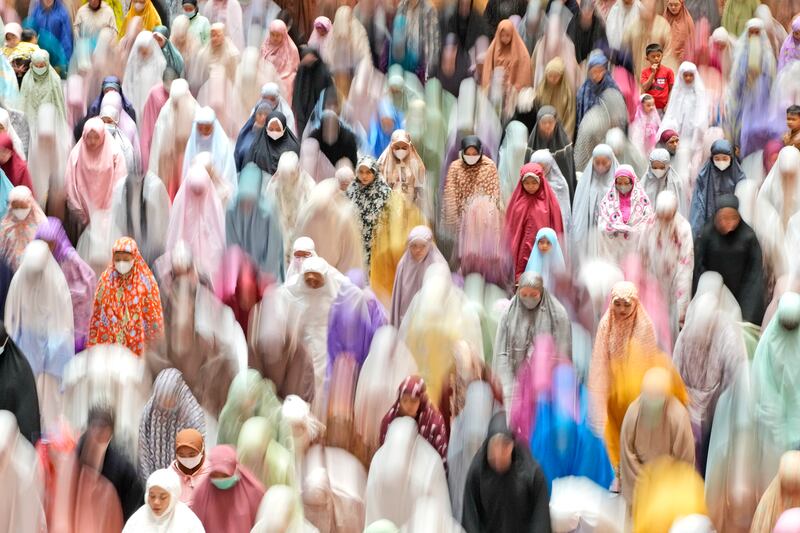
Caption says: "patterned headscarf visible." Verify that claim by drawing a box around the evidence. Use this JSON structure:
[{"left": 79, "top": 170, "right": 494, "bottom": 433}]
[
  {"left": 0, "top": 186, "right": 46, "bottom": 270},
  {"left": 87, "top": 237, "right": 164, "bottom": 356},
  {"left": 588, "top": 281, "right": 659, "bottom": 432},
  {"left": 138, "top": 368, "right": 206, "bottom": 481},
  {"left": 378, "top": 375, "right": 448, "bottom": 467},
  {"left": 597, "top": 165, "right": 654, "bottom": 234},
  {"left": 346, "top": 156, "right": 392, "bottom": 266}
]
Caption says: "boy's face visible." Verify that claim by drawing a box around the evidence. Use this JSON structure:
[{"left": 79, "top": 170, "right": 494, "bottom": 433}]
[
  {"left": 788, "top": 113, "right": 800, "bottom": 132},
  {"left": 647, "top": 51, "right": 662, "bottom": 65}
]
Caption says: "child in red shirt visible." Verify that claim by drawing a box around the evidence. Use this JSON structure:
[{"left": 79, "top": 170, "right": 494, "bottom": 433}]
[{"left": 640, "top": 43, "right": 674, "bottom": 114}]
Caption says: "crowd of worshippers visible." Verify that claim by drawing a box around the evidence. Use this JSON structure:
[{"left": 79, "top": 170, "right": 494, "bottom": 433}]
[{"left": 2, "top": 0, "right": 800, "bottom": 531}]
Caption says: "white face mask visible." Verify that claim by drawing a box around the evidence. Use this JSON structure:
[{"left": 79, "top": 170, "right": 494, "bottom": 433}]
[
  {"left": 651, "top": 168, "right": 667, "bottom": 178},
  {"left": 267, "top": 129, "right": 284, "bottom": 141},
  {"left": 31, "top": 64, "right": 47, "bottom": 76},
  {"left": 713, "top": 159, "right": 731, "bottom": 171},
  {"left": 177, "top": 453, "right": 203, "bottom": 469},
  {"left": 463, "top": 154, "right": 481, "bottom": 166},
  {"left": 134, "top": 1, "right": 145, "bottom": 10},
  {"left": 115, "top": 260, "right": 133, "bottom": 275},
  {"left": 393, "top": 149, "right": 409, "bottom": 160},
  {"left": 11, "top": 207, "right": 30, "bottom": 220},
  {"left": 616, "top": 184, "right": 633, "bottom": 195}
]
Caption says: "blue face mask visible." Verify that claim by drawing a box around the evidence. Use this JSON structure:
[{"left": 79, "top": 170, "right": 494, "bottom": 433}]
[{"left": 210, "top": 475, "right": 239, "bottom": 490}]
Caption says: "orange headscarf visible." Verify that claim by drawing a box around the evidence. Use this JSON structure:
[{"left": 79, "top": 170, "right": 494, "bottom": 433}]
[
  {"left": 481, "top": 19, "right": 533, "bottom": 91},
  {"left": 587, "top": 281, "right": 688, "bottom": 467},
  {"left": 87, "top": 237, "right": 164, "bottom": 356}
]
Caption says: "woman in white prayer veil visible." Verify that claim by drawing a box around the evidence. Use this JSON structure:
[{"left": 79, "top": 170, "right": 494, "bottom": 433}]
[
  {"left": 232, "top": 48, "right": 281, "bottom": 129},
  {"left": 353, "top": 325, "right": 419, "bottom": 464},
  {"left": 294, "top": 177, "right": 364, "bottom": 275},
  {"left": 399, "top": 262, "right": 484, "bottom": 405},
  {"left": 202, "top": 0, "right": 245, "bottom": 51},
  {"left": 100, "top": 104, "right": 137, "bottom": 174},
  {"left": 694, "top": 269, "right": 741, "bottom": 314},
  {"left": 497, "top": 121, "right": 529, "bottom": 204},
  {"left": 170, "top": 15, "right": 202, "bottom": 74},
  {"left": 756, "top": 146, "right": 800, "bottom": 230},
  {"left": 530, "top": 3, "right": 580, "bottom": 89},
  {"left": 281, "top": 396, "right": 324, "bottom": 476},
  {"left": 110, "top": 156, "right": 170, "bottom": 266},
  {"left": 61, "top": 344, "right": 152, "bottom": 459},
  {"left": 660, "top": 62, "right": 709, "bottom": 150},
  {"left": 640, "top": 149, "right": 689, "bottom": 218},
  {"left": 638, "top": 191, "right": 693, "bottom": 339},
  {"left": 447, "top": 381, "right": 499, "bottom": 523},
  {"left": 606, "top": 0, "right": 641, "bottom": 50},
  {"left": 148, "top": 79, "right": 198, "bottom": 200},
  {"left": 161, "top": 165, "right": 227, "bottom": 283},
  {"left": 705, "top": 366, "right": 777, "bottom": 533},
  {"left": 266, "top": 151, "right": 316, "bottom": 263},
  {"left": 4, "top": 240, "right": 74, "bottom": 433},
  {"left": 280, "top": 256, "right": 348, "bottom": 415},
  {"left": 285, "top": 237, "right": 318, "bottom": 285},
  {"left": 530, "top": 149, "right": 572, "bottom": 232},
  {"left": 241, "top": 0, "right": 281, "bottom": 47},
  {"left": 0, "top": 411, "right": 47, "bottom": 533},
  {"left": 577, "top": 258, "right": 625, "bottom": 338},
  {"left": 181, "top": 106, "right": 238, "bottom": 192},
  {"left": 302, "top": 439, "right": 368, "bottom": 533},
  {"left": 736, "top": 178, "right": 788, "bottom": 294},
  {"left": 252, "top": 484, "right": 317, "bottom": 533},
  {"left": 364, "top": 417, "right": 451, "bottom": 527},
  {"left": 27, "top": 104, "right": 69, "bottom": 217},
  {"left": 672, "top": 290, "right": 747, "bottom": 473},
  {"left": 190, "top": 23, "right": 241, "bottom": 95},
  {"left": 571, "top": 144, "right": 619, "bottom": 262},
  {"left": 121, "top": 468, "right": 205, "bottom": 533},
  {"left": 122, "top": 32, "right": 167, "bottom": 120}
]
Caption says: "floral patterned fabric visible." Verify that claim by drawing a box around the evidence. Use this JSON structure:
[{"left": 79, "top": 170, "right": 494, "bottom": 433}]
[
  {"left": 597, "top": 166, "right": 654, "bottom": 264},
  {"left": 0, "top": 186, "right": 46, "bottom": 270},
  {"left": 441, "top": 156, "right": 501, "bottom": 231},
  {"left": 597, "top": 171, "right": 654, "bottom": 236},
  {"left": 346, "top": 156, "right": 392, "bottom": 267},
  {"left": 87, "top": 237, "right": 164, "bottom": 356},
  {"left": 379, "top": 375, "right": 448, "bottom": 468}
]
